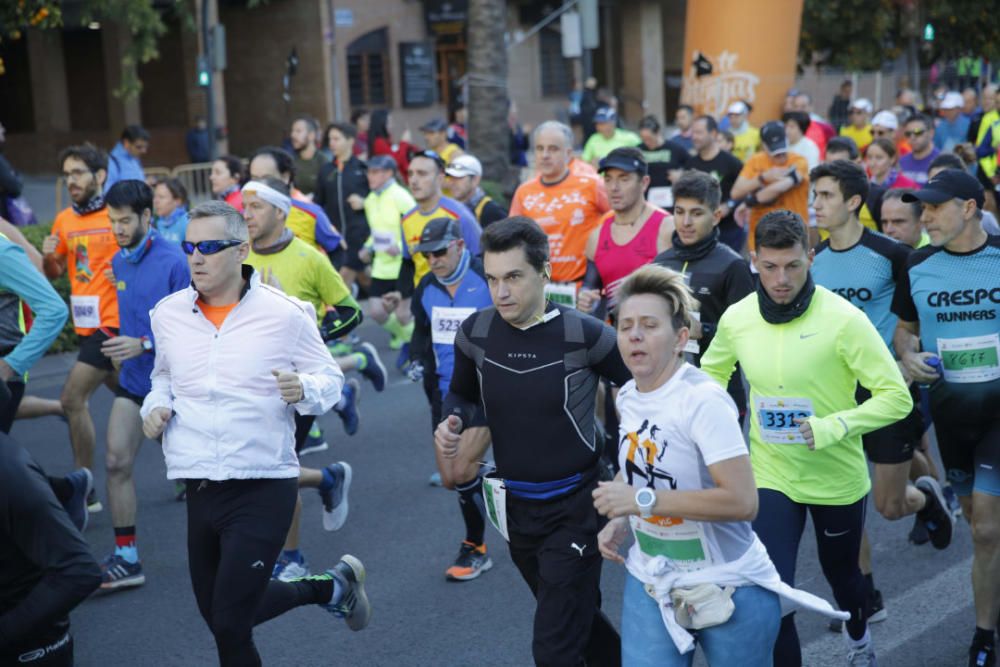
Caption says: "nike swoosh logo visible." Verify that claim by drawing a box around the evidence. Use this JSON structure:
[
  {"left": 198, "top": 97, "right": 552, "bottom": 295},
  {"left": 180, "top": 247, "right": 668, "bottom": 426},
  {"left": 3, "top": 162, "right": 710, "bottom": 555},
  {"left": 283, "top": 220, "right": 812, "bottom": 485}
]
[
  {"left": 800, "top": 332, "right": 819, "bottom": 339},
  {"left": 823, "top": 529, "right": 850, "bottom": 538}
]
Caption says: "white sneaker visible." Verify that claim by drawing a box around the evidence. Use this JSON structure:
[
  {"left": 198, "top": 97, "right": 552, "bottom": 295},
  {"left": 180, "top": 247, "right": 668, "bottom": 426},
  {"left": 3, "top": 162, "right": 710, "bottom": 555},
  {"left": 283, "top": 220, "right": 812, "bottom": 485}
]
[{"left": 844, "top": 628, "right": 877, "bottom": 667}]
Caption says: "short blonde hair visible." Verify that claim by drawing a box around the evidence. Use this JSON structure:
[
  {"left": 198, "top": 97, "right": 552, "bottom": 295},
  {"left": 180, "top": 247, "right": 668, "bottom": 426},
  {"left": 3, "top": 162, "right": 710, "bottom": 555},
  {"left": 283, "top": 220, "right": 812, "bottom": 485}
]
[{"left": 614, "top": 264, "right": 694, "bottom": 332}]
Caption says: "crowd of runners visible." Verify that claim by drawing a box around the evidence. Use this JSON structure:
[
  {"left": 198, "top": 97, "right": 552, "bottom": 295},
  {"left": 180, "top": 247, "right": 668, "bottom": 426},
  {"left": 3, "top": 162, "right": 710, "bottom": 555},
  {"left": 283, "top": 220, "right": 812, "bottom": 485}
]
[{"left": 1, "top": 85, "right": 999, "bottom": 667}]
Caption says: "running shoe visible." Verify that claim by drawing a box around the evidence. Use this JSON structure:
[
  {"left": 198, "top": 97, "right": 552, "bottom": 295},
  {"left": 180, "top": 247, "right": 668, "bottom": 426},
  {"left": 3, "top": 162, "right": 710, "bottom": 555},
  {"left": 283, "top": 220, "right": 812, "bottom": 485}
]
[
  {"left": 908, "top": 514, "right": 930, "bottom": 545},
  {"left": 429, "top": 471, "right": 443, "bottom": 487},
  {"left": 298, "top": 423, "right": 329, "bottom": 456},
  {"left": 916, "top": 476, "right": 955, "bottom": 550},
  {"left": 334, "top": 379, "right": 361, "bottom": 436},
  {"left": 970, "top": 639, "right": 996, "bottom": 667},
  {"left": 86, "top": 488, "right": 102, "bottom": 513},
  {"left": 323, "top": 555, "right": 371, "bottom": 631},
  {"left": 395, "top": 342, "right": 411, "bottom": 371},
  {"left": 357, "top": 342, "right": 387, "bottom": 392},
  {"left": 174, "top": 480, "right": 187, "bottom": 502},
  {"left": 272, "top": 555, "right": 310, "bottom": 581},
  {"left": 99, "top": 554, "right": 145, "bottom": 591},
  {"left": 943, "top": 483, "right": 963, "bottom": 519},
  {"left": 445, "top": 541, "right": 493, "bottom": 581},
  {"left": 319, "top": 462, "right": 352, "bottom": 531},
  {"left": 845, "top": 634, "right": 878, "bottom": 667},
  {"left": 327, "top": 340, "right": 353, "bottom": 357},
  {"left": 63, "top": 468, "right": 93, "bottom": 532},
  {"left": 828, "top": 589, "right": 886, "bottom": 632}
]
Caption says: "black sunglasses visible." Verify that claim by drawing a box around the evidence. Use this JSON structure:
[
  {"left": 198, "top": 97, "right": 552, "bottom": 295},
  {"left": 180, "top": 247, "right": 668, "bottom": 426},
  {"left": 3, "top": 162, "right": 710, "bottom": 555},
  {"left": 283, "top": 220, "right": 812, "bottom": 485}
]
[
  {"left": 421, "top": 241, "right": 455, "bottom": 259},
  {"left": 904, "top": 129, "right": 926, "bottom": 137},
  {"left": 181, "top": 239, "right": 244, "bottom": 256}
]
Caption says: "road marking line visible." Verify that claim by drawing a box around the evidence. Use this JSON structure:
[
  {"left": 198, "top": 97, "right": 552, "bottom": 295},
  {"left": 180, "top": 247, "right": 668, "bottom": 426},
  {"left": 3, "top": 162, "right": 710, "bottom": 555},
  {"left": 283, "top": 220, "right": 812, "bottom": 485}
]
[{"left": 802, "top": 555, "right": 973, "bottom": 665}]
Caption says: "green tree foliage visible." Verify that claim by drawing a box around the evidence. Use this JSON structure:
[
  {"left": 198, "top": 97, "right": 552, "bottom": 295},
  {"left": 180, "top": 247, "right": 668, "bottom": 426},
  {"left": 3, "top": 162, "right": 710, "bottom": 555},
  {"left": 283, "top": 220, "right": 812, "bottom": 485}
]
[{"left": 800, "top": 0, "right": 1000, "bottom": 70}]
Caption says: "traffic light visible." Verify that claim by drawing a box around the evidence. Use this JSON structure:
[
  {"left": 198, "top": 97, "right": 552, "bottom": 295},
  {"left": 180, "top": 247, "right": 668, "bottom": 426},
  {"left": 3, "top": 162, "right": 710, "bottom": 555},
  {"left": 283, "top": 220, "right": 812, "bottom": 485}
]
[
  {"left": 923, "top": 23, "right": 934, "bottom": 41},
  {"left": 197, "top": 55, "right": 210, "bottom": 87}
]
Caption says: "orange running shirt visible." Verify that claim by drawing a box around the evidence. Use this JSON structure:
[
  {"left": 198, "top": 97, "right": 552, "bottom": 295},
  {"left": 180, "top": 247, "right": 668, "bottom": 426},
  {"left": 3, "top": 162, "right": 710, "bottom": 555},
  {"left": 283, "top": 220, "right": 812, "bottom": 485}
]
[
  {"left": 509, "top": 172, "right": 610, "bottom": 283},
  {"left": 738, "top": 152, "right": 810, "bottom": 250},
  {"left": 197, "top": 301, "right": 238, "bottom": 329},
  {"left": 50, "top": 206, "right": 120, "bottom": 335}
]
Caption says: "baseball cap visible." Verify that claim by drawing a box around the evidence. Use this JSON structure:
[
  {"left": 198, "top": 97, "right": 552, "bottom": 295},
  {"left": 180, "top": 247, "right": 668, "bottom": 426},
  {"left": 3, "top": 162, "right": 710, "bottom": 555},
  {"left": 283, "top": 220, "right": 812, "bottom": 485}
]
[
  {"left": 445, "top": 154, "right": 482, "bottom": 178},
  {"left": 597, "top": 148, "right": 648, "bottom": 175},
  {"left": 760, "top": 121, "right": 788, "bottom": 154},
  {"left": 849, "top": 98, "right": 873, "bottom": 113},
  {"left": 420, "top": 118, "right": 448, "bottom": 132},
  {"left": 727, "top": 101, "right": 749, "bottom": 115},
  {"left": 414, "top": 217, "right": 462, "bottom": 254},
  {"left": 871, "top": 110, "right": 898, "bottom": 130},
  {"left": 901, "top": 169, "right": 984, "bottom": 209},
  {"left": 367, "top": 154, "right": 396, "bottom": 171},
  {"left": 940, "top": 91, "right": 964, "bottom": 110},
  {"left": 594, "top": 107, "right": 617, "bottom": 123}
]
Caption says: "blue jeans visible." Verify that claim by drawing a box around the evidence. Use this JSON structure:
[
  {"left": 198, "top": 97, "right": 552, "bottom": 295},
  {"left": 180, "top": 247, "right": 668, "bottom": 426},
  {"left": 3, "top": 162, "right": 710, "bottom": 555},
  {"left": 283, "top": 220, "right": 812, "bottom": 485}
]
[{"left": 620, "top": 572, "right": 780, "bottom": 667}]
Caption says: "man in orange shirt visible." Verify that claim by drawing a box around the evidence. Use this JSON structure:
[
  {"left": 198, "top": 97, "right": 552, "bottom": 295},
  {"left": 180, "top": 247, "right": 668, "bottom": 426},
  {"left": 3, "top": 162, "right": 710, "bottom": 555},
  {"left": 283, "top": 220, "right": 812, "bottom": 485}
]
[
  {"left": 43, "top": 144, "right": 120, "bottom": 511},
  {"left": 510, "top": 121, "right": 610, "bottom": 307},
  {"left": 731, "top": 121, "right": 810, "bottom": 252}
]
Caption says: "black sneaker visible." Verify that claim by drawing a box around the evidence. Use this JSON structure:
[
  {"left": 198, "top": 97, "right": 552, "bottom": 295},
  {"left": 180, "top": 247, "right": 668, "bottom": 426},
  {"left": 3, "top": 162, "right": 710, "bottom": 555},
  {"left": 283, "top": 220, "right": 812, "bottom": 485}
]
[
  {"left": 916, "top": 476, "right": 955, "bottom": 550},
  {"left": 909, "top": 514, "right": 930, "bottom": 545},
  {"left": 970, "top": 639, "right": 996, "bottom": 667},
  {"left": 828, "top": 589, "right": 886, "bottom": 632}
]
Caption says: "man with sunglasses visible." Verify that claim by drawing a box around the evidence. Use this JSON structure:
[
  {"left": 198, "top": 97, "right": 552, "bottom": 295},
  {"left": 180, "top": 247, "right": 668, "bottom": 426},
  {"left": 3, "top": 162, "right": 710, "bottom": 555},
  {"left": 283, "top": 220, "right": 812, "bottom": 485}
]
[
  {"left": 94, "top": 180, "right": 190, "bottom": 592},
  {"left": 408, "top": 217, "right": 495, "bottom": 580},
  {"left": 42, "top": 144, "right": 120, "bottom": 512},
  {"left": 142, "top": 201, "right": 371, "bottom": 664},
  {"left": 899, "top": 114, "right": 941, "bottom": 186},
  {"left": 241, "top": 177, "right": 366, "bottom": 582}
]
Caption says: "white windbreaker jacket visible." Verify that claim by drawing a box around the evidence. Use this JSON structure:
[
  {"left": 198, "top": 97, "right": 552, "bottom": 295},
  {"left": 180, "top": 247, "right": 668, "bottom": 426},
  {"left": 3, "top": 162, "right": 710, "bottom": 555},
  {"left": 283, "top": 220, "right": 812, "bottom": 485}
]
[{"left": 140, "top": 267, "right": 344, "bottom": 480}]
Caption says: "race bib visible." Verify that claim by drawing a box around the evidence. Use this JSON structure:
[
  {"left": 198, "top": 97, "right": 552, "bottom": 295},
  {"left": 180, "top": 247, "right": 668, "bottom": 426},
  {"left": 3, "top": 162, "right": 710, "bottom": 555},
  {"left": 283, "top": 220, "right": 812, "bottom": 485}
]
[
  {"left": 482, "top": 474, "right": 509, "bottom": 542},
  {"left": 647, "top": 186, "right": 673, "bottom": 209},
  {"left": 372, "top": 230, "right": 395, "bottom": 253},
  {"left": 431, "top": 306, "right": 476, "bottom": 346},
  {"left": 756, "top": 396, "right": 814, "bottom": 445},
  {"left": 937, "top": 334, "right": 1000, "bottom": 384},
  {"left": 70, "top": 295, "right": 101, "bottom": 328},
  {"left": 544, "top": 282, "right": 577, "bottom": 308},
  {"left": 630, "top": 514, "right": 712, "bottom": 572}
]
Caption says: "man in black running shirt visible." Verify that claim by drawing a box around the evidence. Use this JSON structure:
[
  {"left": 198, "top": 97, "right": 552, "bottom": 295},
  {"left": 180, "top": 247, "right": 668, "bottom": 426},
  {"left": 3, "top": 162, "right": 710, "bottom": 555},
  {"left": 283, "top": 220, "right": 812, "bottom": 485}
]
[{"left": 438, "top": 217, "right": 629, "bottom": 667}]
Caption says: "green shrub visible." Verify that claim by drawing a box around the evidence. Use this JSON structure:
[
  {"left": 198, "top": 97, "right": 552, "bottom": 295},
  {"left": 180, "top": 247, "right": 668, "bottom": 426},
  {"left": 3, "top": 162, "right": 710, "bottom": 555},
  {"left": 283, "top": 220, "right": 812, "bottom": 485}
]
[{"left": 23, "top": 223, "right": 79, "bottom": 354}]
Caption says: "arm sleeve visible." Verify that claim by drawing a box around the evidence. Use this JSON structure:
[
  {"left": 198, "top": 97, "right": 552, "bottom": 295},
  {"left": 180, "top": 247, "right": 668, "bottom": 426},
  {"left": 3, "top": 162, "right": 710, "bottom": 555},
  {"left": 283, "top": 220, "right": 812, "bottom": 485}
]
[
  {"left": 0, "top": 156, "right": 23, "bottom": 198},
  {"left": 408, "top": 281, "right": 433, "bottom": 368},
  {"left": 0, "top": 244, "right": 68, "bottom": 375},
  {"left": 890, "top": 258, "right": 918, "bottom": 322},
  {"left": 582, "top": 259, "right": 603, "bottom": 291},
  {"left": 290, "top": 306, "right": 345, "bottom": 415},
  {"left": 585, "top": 317, "right": 631, "bottom": 385},
  {"left": 699, "top": 310, "right": 740, "bottom": 388},
  {"left": 0, "top": 445, "right": 101, "bottom": 649},
  {"left": 808, "top": 312, "right": 914, "bottom": 450},
  {"left": 140, "top": 312, "right": 173, "bottom": 418},
  {"left": 442, "top": 322, "right": 482, "bottom": 428}
]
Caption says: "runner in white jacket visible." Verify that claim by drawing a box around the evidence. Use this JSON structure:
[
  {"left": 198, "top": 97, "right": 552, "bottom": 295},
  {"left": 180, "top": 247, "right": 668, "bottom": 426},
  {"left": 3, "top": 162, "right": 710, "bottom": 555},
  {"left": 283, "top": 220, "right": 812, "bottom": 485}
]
[{"left": 140, "top": 201, "right": 371, "bottom": 665}]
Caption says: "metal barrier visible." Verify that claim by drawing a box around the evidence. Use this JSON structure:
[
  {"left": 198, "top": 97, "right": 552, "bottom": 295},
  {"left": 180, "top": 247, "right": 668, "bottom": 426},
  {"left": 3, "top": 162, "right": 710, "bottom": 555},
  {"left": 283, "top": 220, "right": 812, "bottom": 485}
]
[{"left": 54, "top": 163, "right": 215, "bottom": 213}]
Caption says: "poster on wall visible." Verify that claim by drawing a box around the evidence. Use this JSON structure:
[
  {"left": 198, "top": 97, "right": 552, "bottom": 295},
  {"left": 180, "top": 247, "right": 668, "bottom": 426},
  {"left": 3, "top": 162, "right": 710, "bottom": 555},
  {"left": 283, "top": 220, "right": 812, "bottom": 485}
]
[{"left": 400, "top": 41, "right": 437, "bottom": 108}]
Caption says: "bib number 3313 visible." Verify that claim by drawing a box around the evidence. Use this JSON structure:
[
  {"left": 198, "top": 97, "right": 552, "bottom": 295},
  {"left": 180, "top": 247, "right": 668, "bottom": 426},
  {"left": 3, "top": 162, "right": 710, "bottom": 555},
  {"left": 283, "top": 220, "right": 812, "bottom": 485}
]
[{"left": 756, "top": 396, "right": 814, "bottom": 444}]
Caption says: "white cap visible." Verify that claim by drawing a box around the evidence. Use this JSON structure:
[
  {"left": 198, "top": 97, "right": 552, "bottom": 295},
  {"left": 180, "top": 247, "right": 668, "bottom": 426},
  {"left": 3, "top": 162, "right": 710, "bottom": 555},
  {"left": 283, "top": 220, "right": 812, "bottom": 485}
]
[
  {"left": 726, "top": 101, "right": 748, "bottom": 115},
  {"left": 849, "top": 98, "right": 873, "bottom": 113},
  {"left": 444, "top": 154, "right": 482, "bottom": 178},
  {"left": 940, "top": 91, "right": 964, "bottom": 110},
  {"left": 871, "top": 110, "right": 898, "bottom": 130}
]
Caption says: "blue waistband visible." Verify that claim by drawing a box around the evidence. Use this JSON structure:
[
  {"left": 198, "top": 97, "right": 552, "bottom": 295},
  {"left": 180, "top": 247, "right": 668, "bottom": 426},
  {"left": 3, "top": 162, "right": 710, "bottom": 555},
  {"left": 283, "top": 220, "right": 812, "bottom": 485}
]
[{"left": 504, "top": 472, "right": 585, "bottom": 500}]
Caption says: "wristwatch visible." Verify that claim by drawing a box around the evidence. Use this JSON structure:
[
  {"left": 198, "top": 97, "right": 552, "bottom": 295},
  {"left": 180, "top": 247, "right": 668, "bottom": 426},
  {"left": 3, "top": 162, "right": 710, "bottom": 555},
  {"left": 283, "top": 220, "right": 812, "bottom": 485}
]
[
  {"left": 635, "top": 487, "right": 657, "bottom": 518},
  {"left": 140, "top": 336, "right": 153, "bottom": 353}
]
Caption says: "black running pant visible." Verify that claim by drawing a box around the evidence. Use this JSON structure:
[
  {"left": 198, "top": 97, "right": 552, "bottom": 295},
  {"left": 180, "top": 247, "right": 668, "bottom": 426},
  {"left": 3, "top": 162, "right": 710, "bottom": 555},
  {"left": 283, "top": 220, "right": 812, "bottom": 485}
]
[
  {"left": 754, "top": 489, "right": 869, "bottom": 667},
  {"left": 1, "top": 630, "right": 73, "bottom": 666},
  {"left": 507, "top": 478, "right": 621, "bottom": 667},
  {"left": 185, "top": 477, "right": 330, "bottom": 666}
]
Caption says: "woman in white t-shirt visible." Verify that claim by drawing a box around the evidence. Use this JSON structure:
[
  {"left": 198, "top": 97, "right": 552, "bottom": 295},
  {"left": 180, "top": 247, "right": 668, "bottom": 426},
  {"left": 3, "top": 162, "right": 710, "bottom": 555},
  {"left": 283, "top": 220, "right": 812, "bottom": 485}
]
[{"left": 592, "top": 264, "right": 781, "bottom": 666}]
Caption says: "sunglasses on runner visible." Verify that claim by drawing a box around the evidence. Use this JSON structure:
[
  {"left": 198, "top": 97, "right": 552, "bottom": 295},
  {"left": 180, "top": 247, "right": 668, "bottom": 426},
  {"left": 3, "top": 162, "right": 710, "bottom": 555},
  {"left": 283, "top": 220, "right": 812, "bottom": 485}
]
[
  {"left": 421, "top": 241, "right": 456, "bottom": 259},
  {"left": 181, "top": 239, "right": 245, "bottom": 255},
  {"left": 904, "top": 129, "right": 926, "bottom": 138}
]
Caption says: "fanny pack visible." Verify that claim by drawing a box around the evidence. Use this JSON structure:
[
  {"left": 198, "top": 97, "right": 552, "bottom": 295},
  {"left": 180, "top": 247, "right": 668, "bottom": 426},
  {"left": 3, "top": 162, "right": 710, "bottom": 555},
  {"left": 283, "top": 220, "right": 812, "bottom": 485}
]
[{"left": 646, "top": 582, "right": 736, "bottom": 630}]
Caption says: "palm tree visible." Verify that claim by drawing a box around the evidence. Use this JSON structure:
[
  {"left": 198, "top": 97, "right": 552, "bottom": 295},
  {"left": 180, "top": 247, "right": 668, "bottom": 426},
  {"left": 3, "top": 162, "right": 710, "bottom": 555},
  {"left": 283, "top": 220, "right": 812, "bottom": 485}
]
[{"left": 467, "top": 0, "right": 512, "bottom": 192}]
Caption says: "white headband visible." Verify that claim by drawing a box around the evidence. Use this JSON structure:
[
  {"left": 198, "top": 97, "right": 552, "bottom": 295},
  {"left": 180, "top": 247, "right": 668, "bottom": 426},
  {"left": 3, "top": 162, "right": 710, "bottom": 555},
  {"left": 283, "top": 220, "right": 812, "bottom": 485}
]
[{"left": 241, "top": 181, "right": 291, "bottom": 215}]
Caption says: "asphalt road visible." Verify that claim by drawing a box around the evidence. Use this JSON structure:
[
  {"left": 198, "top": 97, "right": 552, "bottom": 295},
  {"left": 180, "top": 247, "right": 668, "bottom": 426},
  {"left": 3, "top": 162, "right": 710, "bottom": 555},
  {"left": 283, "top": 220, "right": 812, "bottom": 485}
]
[{"left": 13, "top": 324, "right": 976, "bottom": 667}]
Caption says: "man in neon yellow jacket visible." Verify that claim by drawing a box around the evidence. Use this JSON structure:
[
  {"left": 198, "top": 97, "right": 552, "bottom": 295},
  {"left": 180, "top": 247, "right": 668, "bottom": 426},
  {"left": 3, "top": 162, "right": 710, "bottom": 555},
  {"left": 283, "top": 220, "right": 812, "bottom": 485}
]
[{"left": 700, "top": 210, "right": 915, "bottom": 667}]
